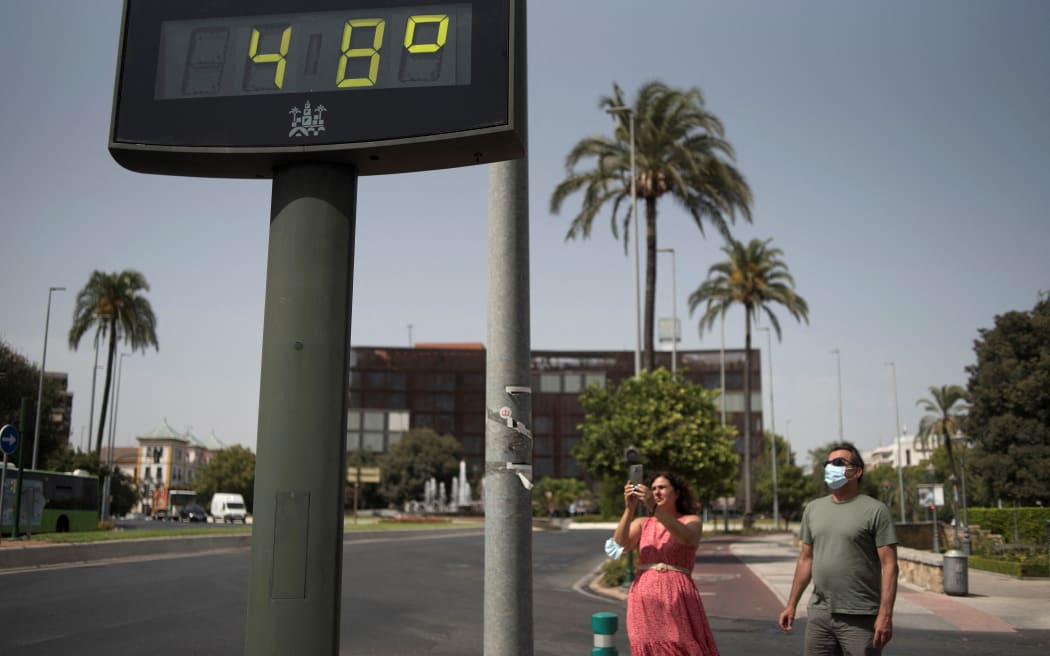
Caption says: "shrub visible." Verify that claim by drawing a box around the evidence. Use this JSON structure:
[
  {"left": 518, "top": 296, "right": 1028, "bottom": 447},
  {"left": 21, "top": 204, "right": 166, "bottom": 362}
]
[
  {"left": 601, "top": 554, "right": 628, "bottom": 587},
  {"left": 967, "top": 507, "right": 1050, "bottom": 546}
]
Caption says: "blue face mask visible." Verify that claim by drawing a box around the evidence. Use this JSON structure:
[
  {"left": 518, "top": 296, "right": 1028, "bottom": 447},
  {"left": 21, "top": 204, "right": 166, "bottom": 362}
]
[{"left": 824, "top": 464, "right": 849, "bottom": 490}]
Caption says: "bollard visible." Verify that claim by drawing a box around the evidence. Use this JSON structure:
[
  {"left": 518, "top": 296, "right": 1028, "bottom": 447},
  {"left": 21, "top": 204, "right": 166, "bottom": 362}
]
[{"left": 591, "top": 612, "right": 618, "bottom": 656}]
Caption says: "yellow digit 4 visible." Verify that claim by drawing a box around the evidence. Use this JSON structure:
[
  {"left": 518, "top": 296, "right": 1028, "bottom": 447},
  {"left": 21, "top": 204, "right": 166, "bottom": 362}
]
[
  {"left": 404, "top": 15, "right": 449, "bottom": 53},
  {"left": 248, "top": 26, "right": 292, "bottom": 88},
  {"left": 338, "top": 19, "right": 386, "bottom": 88}
]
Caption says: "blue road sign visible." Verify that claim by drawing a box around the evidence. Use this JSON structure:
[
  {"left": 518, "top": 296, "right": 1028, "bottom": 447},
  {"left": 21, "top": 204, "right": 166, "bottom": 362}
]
[{"left": 0, "top": 424, "right": 18, "bottom": 455}]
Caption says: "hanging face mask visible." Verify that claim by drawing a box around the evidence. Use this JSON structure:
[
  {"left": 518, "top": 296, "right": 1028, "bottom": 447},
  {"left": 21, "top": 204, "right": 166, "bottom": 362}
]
[
  {"left": 824, "top": 464, "right": 849, "bottom": 490},
  {"left": 604, "top": 538, "right": 625, "bottom": 560}
]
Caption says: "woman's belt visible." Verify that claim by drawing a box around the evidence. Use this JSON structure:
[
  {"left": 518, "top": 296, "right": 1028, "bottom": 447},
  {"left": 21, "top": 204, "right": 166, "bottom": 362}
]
[{"left": 637, "top": 562, "right": 690, "bottom": 574}]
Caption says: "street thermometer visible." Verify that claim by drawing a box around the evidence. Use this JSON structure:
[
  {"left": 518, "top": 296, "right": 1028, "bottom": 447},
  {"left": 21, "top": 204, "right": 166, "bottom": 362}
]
[{"left": 109, "top": 0, "right": 524, "bottom": 177}]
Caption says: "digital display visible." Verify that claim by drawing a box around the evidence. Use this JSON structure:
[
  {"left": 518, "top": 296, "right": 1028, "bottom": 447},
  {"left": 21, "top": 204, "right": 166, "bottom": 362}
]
[
  {"left": 109, "top": 0, "right": 524, "bottom": 178},
  {"left": 155, "top": 5, "right": 471, "bottom": 99}
]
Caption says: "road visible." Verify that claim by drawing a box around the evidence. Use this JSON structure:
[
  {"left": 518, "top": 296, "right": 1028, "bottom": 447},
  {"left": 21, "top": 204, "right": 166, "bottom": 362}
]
[{"left": 2, "top": 528, "right": 1047, "bottom": 655}]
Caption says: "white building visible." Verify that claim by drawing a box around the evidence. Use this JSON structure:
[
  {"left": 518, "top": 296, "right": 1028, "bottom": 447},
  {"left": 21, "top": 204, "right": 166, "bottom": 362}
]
[{"left": 863, "top": 434, "right": 934, "bottom": 469}]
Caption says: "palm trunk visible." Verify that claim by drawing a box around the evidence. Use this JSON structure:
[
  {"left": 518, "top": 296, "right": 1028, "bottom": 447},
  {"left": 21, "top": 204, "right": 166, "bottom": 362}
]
[
  {"left": 94, "top": 320, "right": 117, "bottom": 461},
  {"left": 643, "top": 197, "right": 658, "bottom": 372},
  {"left": 743, "top": 310, "right": 753, "bottom": 528}
]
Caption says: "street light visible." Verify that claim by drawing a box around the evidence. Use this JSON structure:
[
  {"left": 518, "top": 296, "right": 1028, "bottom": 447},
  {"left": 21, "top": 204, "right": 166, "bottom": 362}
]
[
  {"left": 32, "top": 286, "right": 65, "bottom": 470},
  {"left": 952, "top": 430, "right": 972, "bottom": 554},
  {"left": 829, "top": 348, "right": 844, "bottom": 440},
  {"left": 757, "top": 326, "right": 779, "bottom": 528},
  {"left": 656, "top": 247, "right": 677, "bottom": 376},
  {"left": 886, "top": 361, "right": 906, "bottom": 523},
  {"left": 606, "top": 104, "right": 641, "bottom": 377}
]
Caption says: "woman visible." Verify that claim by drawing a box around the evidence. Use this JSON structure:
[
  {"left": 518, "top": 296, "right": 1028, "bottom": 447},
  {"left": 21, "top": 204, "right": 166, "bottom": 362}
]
[{"left": 612, "top": 471, "right": 720, "bottom": 656}]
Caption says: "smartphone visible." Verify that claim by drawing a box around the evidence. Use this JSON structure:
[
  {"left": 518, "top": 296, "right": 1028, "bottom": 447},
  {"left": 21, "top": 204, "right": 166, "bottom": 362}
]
[{"left": 628, "top": 464, "right": 644, "bottom": 486}]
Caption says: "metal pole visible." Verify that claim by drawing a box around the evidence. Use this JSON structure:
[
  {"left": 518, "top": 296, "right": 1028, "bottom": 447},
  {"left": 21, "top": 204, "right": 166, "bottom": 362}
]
[
  {"left": 657, "top": 248, "right": 676, "bottom": 376},
  {"left": 720, "top": 313, "right": 726, "bottom": 427},
  {"left": 32, "top": 286, "right": 64, "bottom": 470},
  {"left": 956, "top": 432, "right": 971, "bottom": 554},
  {"left": 887, "top": 362, "right": 906, "bottom": 523},
  {"left": 607, "top": 105, "right": 639, "bottom": 376},
  {"left": 484, "top": 156, "right": 533, "bottom": 655},
  {"left": 830, "top": 348, "right": 843, "bottom": 440},
  {"left": 758, "top": 327, "right": 778, "bottom": 529},
  {"left": 245, "top": 163, "right": 357, "bottom": 656}
]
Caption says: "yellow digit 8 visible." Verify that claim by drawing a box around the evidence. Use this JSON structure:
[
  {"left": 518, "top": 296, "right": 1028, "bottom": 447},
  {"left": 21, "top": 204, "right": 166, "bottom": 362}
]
[
  {"left": 338, "top": 18, "right": 385, "bottom": 88},
  {"left": 404, "top": 15, "right": 449, "bottom": 53},
  {"left": 248, "top": 26, "right": 292, "bottom": 88}
]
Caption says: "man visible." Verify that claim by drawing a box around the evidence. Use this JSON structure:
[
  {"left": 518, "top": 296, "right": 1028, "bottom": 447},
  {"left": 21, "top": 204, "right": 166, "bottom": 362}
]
[{"left": 778, "top": 442, "right": 899, "bottom": 655}]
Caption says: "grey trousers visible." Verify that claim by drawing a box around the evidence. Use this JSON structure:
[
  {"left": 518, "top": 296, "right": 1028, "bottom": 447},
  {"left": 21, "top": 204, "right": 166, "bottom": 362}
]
[{"left": 804, "top": 608, "right": 881, "bottom": 656}]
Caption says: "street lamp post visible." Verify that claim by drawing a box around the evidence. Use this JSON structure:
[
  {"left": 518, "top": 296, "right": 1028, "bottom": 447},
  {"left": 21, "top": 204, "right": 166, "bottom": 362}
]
[
  {"left": 886, "top": 361, "right": 906, "bottom": 523},
  {"left": 656, "top": 247, "right": 677, "bottom": 376},
  {"left": 953, "top": 431, "right": 972, "bottom": 554},
  {"left": 758, "top": 326, "right": 779, "bottom": 529},
  {"left": 606, "top": 105, "right": 640, "bottom": 377},
  {"left": 32, "top": 286, "right": 65, "bottom": 470},
  {"left": 829, "top": 348, "right": 844, "bottom": 440}
]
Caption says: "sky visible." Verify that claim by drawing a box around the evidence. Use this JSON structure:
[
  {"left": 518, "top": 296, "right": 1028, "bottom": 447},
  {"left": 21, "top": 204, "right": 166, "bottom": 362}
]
[{"left": 2, "top": 1, "right": 1048, "bottom": 467}]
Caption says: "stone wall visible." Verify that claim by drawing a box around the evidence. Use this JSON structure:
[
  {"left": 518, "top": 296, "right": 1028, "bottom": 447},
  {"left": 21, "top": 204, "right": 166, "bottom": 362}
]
[{"left": 898, "top": 547, "right": 944, "bottom": 592}]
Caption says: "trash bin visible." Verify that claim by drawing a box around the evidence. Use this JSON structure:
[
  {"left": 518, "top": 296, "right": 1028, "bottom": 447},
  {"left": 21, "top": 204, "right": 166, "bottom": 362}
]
[{"left": 943, "top": 549, "right": 968, "bottom": 596}]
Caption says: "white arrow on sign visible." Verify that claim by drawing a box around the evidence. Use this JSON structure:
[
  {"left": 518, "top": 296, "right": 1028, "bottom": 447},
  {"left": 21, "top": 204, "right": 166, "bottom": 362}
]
[{"left": 0, "top": 424, "right": 19, "bottom": 455}]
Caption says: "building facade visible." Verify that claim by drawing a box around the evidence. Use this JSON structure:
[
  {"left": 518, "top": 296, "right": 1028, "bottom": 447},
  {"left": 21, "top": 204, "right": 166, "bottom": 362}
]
[{"left": 348, "top": 344, "right": 764, "bottom": 480}]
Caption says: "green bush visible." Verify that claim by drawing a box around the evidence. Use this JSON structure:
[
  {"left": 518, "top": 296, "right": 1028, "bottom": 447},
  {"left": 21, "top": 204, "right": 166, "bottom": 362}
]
[
  {"left": 601, "top": 554, "right": 629, "bottom": 587},
  {"left": 967, "top": 507, "right": 1050, "bottom": 545},
  {"left": 969, "top": 554, "right": 1049, "bottom": 578}
]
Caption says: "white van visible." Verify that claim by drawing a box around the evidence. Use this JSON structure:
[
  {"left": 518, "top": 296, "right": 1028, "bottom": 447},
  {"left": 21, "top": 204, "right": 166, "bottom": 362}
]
[{"left": 210, "top": 492, "right": 248, "bottom": 523}]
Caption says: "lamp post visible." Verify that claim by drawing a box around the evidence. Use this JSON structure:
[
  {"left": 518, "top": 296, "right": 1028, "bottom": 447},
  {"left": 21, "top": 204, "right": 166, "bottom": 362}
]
[
  {"left": 656, "top": 247, "right": 677, "bottom": 376},
  {"left": 606, "top": 105, "right": 640, "bottom": 376},
  {"left": 32, "top": 286, "right": 65, "bottom": 470},
  {"left": 757, "top": 326, "right": 779, "bottom": 529},
  {"left": 829, "top": 348, "right": 844, "bottom": 440},
  {"left": 952, "top": 431, "right": 972, "bottom": 554},
  {"left": 886, "top": 362, "right": 906, "bottom": 523}
]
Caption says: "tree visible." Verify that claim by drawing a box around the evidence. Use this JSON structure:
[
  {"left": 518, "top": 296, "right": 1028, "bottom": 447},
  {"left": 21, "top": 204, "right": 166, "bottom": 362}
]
[
  {"left": 688, "top": 237, "right": 809, "bottom": 526},
  {"left": 752, "top": 432, "right": 818, "bottom": 526},
  {"left": 377, "top": 427, "right": 463, "bottom": 507},
  {"left": 916, "top": 384, "right": 968, "bottom": 547},
  {"left": 550, "top": 80, "right": 753, "bottom": 371},
  {"left": 530, "top": 477, "right": 589, "bottom": 518},
  {"left": 193, "top": 445, "right": 257, "bottom": 512},
  {"left": 964, "top": 294, "right": 1050, "bottom": 505},
  {"left": 0, "top": 338, "right": 70, "bottom": 466},
  {"left": 572, "top": 368, "right": 738, "bottom": 506},
  {"left": 67, "top": 270, "right": 158, "bottom": 462}
]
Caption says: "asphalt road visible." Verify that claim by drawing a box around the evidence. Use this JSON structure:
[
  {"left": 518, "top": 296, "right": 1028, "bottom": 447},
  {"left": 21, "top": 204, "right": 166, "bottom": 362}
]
[{"left": 2, "top": 528, "right": 1047, "bottom": 655}]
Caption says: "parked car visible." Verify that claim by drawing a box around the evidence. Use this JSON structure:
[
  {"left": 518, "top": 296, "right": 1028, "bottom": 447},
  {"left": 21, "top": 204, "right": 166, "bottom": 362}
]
[{"left": 179, "top": 504, "right": 208, "bottom": 522}]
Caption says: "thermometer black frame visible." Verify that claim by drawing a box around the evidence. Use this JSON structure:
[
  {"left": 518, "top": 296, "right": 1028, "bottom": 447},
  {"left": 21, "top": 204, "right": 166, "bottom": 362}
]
[{"left": 109, "top": 0, "right": 524, "bottom": 178}]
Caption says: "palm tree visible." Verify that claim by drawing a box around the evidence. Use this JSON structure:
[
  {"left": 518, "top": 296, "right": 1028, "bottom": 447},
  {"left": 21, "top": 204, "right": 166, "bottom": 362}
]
[
  {"left": 688, "top": 238, "right": 809, "bottom": 527},
  {"left": 550, "top": 80, "right": 753, "bottom": 371},
  {"left": 68, "top": 270, "right": 159, "bottom": 461},
  {"left": 916, "top": 384, "right": 968, "bottom": 549}
]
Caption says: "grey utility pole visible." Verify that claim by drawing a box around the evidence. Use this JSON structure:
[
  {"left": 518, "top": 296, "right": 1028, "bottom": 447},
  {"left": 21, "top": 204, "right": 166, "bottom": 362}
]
[
  {"left": 485, "top": 4, "right": 531, "bottom": 653},
  {"left": 245, "top": 164, "right": 357, "bottom": 656},
  {"left": 485, "top": 155, "right": 533, "bottom": 656}
]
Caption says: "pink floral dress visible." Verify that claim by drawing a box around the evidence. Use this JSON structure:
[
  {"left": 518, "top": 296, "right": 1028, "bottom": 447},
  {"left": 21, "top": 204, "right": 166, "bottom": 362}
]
[{"left": 626, "top": 517, "right": 720, "bottom": 656}]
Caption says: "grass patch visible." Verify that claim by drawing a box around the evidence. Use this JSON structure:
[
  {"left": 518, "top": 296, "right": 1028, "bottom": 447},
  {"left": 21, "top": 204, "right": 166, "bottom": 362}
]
[{"left": 34, "top": 526, "right": 250, "bottom": 544}]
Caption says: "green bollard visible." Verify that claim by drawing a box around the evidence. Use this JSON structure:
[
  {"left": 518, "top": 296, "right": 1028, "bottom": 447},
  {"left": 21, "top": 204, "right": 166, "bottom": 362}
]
[{"left": 591, "top": 611, "right": 618, "bottom": 656}]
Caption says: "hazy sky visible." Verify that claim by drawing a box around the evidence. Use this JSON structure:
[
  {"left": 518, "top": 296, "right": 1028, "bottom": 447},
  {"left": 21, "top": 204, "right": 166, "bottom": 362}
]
[{"left": 2, "top": 1, "right": 1048, "bottom": 467}]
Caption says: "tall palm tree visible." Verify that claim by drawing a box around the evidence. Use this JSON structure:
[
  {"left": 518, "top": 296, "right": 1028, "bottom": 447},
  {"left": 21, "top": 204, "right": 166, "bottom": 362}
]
[
  {"left": 550, "top": 80, "right": 752, "bottom": 371},
  {"left": 688, "top": 238, "right": 809, "bottom": 527},
  {"left": 916, "top": 384, "right": 968, "bottom": 548},
  {"left": 68, "top": 270, "right": 159, "bottom": 461}
]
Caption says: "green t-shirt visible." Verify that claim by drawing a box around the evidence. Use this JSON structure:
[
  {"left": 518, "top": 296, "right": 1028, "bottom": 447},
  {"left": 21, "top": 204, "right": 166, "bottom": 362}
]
[{"left": 799, "top": 494, "right": 897, "bottom": 614}]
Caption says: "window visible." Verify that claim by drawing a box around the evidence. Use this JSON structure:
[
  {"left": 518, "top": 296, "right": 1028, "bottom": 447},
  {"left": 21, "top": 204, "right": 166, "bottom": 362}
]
[
  {"left": 539, "top": 374, "right": 561, "bottom": 393},
  {"left": 563, "top": 374, "right": 583, "bottom": 393}
]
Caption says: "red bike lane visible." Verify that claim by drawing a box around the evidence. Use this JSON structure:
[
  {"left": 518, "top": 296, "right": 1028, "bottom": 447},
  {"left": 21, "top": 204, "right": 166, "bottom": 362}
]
[{"left": 693, "top": 534, "right": 785, "bottom": 622}]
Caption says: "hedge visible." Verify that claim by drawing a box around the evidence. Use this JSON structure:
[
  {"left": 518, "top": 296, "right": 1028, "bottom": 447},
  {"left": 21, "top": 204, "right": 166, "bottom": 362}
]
[
  {"left": 969, "top": 554, "right": 1050, "bottom": 578},
  {"left": 966, "top": 506, "right": 1050, "bottom": 546}
]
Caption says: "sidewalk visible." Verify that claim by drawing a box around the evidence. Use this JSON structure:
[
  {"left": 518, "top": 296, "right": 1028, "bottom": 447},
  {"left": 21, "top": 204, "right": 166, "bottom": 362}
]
[
  {"left": 727, "top": 532, "right": 1050, "bottom": 633},
  {"left": 576, "top": 524, "right": 1050, "bottom": 633}
]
